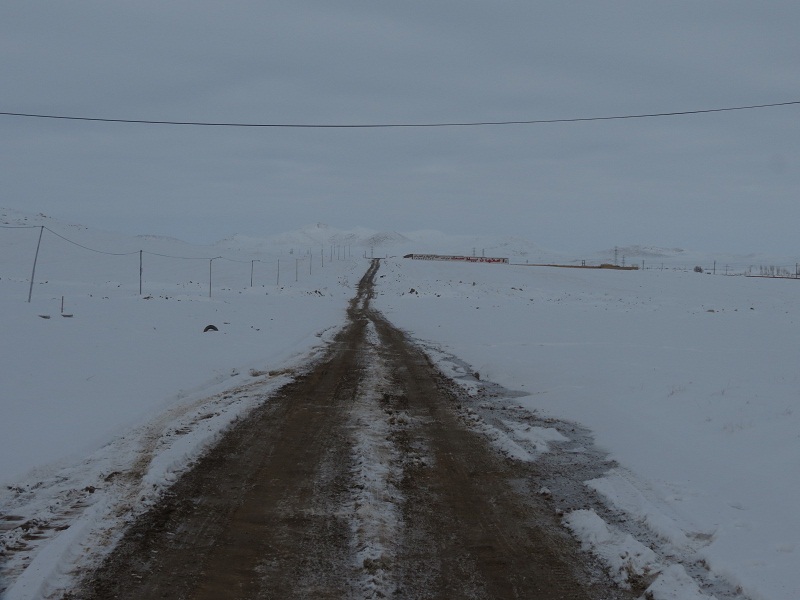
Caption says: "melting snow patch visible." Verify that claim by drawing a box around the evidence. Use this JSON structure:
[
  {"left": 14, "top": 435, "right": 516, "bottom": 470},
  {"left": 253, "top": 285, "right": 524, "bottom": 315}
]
[
  {"left": 586, "top": 470, "right": 694, "bottom": 549},
  {"left": 456, "top": 415, "right": 567, "bottom": 463},
  {"left": 564, "top": 509, "right": 660, "bottom": 589},
  {"left": 564, "top": 510, "right": 717, "bottom": 599},
  {"left": 644, "top": 564, "right": 716, "bottom": 600},
  {"left": 502, "top": 420, "right": 567, "bottom": 453},
  {"left": 482, "top": 423, "right": 534, "bottom": 461}
]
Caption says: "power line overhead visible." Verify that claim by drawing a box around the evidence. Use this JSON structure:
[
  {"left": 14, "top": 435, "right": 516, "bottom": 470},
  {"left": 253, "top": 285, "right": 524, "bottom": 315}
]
[{"left": 1, "top": 100, "right": 798, "bottom": 129}]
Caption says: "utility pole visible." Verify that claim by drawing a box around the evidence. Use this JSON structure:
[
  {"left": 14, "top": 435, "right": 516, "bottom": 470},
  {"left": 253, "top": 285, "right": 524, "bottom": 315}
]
[
  {"left": 27, "top": 225, "right": 44, "bottom": 303},
  {"left": 614, "top": 247, "right": 618, "bottom": 266}
]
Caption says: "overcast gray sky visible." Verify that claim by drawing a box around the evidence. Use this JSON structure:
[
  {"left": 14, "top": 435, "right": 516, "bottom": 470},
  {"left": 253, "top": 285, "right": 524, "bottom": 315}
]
[{"left": 2, "top": 1, "right": 799, "bottom": 254}]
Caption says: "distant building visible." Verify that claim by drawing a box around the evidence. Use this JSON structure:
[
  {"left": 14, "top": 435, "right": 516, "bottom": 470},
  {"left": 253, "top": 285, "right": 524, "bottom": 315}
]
[{"left": 403, "top": 254, "right": 509, "bottom": 264}]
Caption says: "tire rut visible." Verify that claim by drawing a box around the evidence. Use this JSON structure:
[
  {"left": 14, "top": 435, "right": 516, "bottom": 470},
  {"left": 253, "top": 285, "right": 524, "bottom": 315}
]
[{"left": 369, "top": 310, "right": 631, "bottom": 599}]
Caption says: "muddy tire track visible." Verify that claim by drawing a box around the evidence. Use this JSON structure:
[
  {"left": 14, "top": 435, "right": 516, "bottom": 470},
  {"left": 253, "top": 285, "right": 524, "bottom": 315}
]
[{"left": 368, "top": 310, "right": 631, "bottom": 599}]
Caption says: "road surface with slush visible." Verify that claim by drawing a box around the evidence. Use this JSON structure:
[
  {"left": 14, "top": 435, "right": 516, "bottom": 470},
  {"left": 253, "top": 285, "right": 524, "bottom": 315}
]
[{"left": 68, "top": 259, "right": 633, "bottom": 599}]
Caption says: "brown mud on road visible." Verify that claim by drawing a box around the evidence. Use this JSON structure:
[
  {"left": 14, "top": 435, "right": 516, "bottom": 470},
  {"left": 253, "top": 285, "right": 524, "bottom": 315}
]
[{"left": 67, "top": 260, "right": 634, "bottom": 599}]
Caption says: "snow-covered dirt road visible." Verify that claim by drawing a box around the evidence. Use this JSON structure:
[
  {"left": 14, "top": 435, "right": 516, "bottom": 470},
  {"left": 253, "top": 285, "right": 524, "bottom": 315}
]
[{"left": 62, "top": 260, "right": 635, "bottom": 599}]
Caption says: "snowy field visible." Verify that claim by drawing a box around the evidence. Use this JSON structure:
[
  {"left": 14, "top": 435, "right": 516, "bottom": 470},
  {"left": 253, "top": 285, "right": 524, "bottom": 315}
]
[
  {"left": 374, "top": 258, "right": 800, "bottom": 600},
  {"left": 2, "top": 208, "right": 799, "bottom": 599}
]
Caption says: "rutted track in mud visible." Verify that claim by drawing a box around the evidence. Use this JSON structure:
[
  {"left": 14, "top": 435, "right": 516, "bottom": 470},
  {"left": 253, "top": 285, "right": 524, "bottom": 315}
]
[{"left": 68, "top": 260, "right": 633, "bottom": 599}]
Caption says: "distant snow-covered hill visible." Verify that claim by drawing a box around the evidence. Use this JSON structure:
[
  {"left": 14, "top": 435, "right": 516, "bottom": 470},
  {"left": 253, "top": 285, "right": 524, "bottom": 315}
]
[
  {"left": 215, "top": 224, "right": 564, "bottom": 263},
  {"left": 215, "top": 224, "right": 410, "bottom": 253},
  {"left": 606, "top": 245, "right": 686, "bottom": 259},
  {"left": 3, "top": 208, "right": 795, "bottom": 273},
  {"left": 593, "top": 244, "right": 797, "bottom": 272}
]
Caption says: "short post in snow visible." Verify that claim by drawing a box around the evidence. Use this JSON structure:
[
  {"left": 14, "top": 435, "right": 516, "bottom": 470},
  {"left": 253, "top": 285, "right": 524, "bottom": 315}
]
[
  {"left": 139, "top": 250, "right": 143, "bottom": 295},
  {"left": 251, "top": 259, "right": 258, "bottom": 287},
  {"left": 209, "top": 256, "right": 221, "bottom": 298}
]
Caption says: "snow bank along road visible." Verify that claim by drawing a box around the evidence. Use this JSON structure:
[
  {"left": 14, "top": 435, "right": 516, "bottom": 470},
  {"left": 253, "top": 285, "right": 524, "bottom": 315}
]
[{"left": 65, "top": 260, "right": 636, "bottom": 599}]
